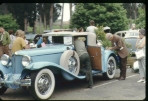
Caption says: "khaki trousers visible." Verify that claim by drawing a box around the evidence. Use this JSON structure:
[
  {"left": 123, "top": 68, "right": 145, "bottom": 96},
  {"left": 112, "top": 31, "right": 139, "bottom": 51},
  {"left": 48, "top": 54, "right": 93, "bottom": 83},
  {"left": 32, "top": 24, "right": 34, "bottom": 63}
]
[{"left": 0, "top": 45, "right": 10, "bottom": 58}]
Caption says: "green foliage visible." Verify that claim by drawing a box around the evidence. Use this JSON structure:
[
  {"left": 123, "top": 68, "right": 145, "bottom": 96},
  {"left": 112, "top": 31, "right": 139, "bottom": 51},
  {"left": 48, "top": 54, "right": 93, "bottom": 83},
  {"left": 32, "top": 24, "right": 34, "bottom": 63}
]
[
  {"left": 0, "top": 14, "right": 19, "bottom": 32},
  {"left": 134, "top": 7, "right": 145, "bottom": 29},
  {"left": 70, "top": 3, "right": 129, "bottom": 33},
  {"left": 36, "top": 3, "right": 62, "bottom": 25},
  {"left": 95, "top": 25, "right": 111, "bottom": 48},
  {"left": 95, "top": 25, "right": 132, "bottom": 58},
  {"left": 6, "top": 3, "right": 37, "bottom": 30},
  {"left": 122, "top": 3, "right": 139, "bottom": 19}
]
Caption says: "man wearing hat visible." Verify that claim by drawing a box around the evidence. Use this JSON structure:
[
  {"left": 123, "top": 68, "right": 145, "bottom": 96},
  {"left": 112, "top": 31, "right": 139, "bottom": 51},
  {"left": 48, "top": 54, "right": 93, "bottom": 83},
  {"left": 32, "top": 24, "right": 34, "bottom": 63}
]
[{"left": 106, "top": 33, "right": 128, "bottom": 80}]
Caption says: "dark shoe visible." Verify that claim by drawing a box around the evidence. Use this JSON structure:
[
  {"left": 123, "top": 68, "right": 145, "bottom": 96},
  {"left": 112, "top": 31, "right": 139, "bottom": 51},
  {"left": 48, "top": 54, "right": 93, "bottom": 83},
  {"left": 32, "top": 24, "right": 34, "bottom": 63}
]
[
  {"left": 118, "top": 77, "right": 125, "bottom": 80},
  {"left": 87, "top": 85, "right": 93, "bottom": 88}
]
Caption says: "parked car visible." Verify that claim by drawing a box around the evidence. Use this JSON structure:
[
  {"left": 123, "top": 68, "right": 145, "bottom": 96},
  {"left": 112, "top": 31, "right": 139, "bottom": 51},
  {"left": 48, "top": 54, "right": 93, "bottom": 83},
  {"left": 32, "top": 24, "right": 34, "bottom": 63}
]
[
  {"left": 25, "top": 33, "right": 37, "bottom": 42},
  {"left": 0, "top": 32, "right": 119, "bottom": 100},
  {"left": 124, "top": 35, "right": 138, "bottom": 71},
  {"left": 114, "top": 30, "right": 139, "bottom": 38},
  {"left": 33, "top": 34, "right": 42, "bottom": 44}
]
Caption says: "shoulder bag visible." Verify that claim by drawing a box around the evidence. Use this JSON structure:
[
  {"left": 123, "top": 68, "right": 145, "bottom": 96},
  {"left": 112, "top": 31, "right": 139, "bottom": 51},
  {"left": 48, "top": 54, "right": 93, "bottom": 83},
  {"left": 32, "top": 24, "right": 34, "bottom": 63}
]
[{"left": 135, "top": 39, "right": 145, "bottom": 60}]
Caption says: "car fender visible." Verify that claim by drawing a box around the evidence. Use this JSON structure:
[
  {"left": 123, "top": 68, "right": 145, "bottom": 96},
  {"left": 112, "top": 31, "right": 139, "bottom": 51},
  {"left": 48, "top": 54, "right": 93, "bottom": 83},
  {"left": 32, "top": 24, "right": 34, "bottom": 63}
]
[
  {"left": 0, "top": 63, "right": 12, "bottom": 76},
  {"left": 26, "top": 62, "right": 85, "bottom": 81},
  {"left": 103, "top": 50, "right": 118, "bottom": 72}
]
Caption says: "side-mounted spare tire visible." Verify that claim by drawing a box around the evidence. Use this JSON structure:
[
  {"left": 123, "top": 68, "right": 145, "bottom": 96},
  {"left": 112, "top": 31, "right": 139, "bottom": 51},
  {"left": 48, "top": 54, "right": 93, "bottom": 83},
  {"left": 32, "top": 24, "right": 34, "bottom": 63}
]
[{"left": 60, "top": 50, "right": 80, "bottom": 76}]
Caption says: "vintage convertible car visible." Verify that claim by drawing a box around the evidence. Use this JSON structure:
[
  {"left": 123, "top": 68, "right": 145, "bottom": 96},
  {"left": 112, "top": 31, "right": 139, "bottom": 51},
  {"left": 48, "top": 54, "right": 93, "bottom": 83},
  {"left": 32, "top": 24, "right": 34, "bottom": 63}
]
[{"left": 0, "top": 32, "right": 118, "bottom": 100}]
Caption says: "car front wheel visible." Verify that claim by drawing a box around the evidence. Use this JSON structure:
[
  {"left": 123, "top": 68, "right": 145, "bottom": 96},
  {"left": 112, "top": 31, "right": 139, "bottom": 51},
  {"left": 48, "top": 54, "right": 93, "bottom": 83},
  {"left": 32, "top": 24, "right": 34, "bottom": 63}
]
[
  {"left": 28, "top": 69, "right": 55, "bottom": 100},
  {"left": 0, "top": 72, "right": 7, "bottom": 95},
  {"left": 103, "top": 56, "right": 116, "bottom": 80}
]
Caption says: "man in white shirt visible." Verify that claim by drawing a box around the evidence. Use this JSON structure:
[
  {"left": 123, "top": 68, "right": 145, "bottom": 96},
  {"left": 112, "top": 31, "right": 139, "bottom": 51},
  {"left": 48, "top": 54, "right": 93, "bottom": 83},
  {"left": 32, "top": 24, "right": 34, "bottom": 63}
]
[
  {"left": 86, "top": 20, "right": 97, "bottom": 33},
  {"left": 8, "top": 30, "right": 16, "bottom": 56}
]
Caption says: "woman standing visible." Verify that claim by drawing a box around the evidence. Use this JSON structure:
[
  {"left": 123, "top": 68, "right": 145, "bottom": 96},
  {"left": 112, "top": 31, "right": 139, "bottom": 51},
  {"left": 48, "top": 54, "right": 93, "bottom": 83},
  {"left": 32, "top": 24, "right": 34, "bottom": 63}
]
[{"left": 135, "top": 28, "right": 146, "bottom": 83}]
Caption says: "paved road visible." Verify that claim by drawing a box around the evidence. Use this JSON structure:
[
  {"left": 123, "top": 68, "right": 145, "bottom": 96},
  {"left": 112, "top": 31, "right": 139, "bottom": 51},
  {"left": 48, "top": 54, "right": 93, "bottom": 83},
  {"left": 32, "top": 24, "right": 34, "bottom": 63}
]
[{"left": 0, "top": 69, "right": 145, "bottom": 100}]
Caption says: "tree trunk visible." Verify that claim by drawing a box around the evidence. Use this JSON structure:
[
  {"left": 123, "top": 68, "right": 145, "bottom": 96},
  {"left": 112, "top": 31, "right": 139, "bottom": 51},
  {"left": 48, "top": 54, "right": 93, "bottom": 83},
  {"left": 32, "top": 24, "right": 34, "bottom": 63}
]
[
  {"left": 39, "top": 16, "right": 42, "bottom": 34},
  {"left": 49, "top": 3, "right": 53, "bottom": 30},
  {"left": 24, "top": 18, "right": 28, "bottom": 32},
  {"left": 33, "top": 20, "right": 37, "bottom": 33},
  {"left": 60, "top": 3, "right": 64, "bottom": 29},
  {"left": 69, "top": 3, "right": 72, "bottom": 19},
  {"left": 134, "top": 3, "right": 137, "bottom": 19},
  {"left": 40, "top": 16, "right": 43, "bottom": 33},
  {"left": 44, "top": 13, "right": 47, "bottom": 30}
]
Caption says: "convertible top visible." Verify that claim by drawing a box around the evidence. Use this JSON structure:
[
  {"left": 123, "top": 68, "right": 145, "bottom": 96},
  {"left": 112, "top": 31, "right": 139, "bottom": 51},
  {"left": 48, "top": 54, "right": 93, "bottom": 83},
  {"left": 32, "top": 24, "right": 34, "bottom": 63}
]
[{"left": 42, "top": 32, "right": 90, "bottom": 37}]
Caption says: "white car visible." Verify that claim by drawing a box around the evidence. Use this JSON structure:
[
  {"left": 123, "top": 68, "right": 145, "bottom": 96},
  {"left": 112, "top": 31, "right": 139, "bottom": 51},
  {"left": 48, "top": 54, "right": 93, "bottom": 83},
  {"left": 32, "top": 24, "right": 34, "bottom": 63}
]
[{"left": 114, "top": 30, "right": 139, "bottom": 38}]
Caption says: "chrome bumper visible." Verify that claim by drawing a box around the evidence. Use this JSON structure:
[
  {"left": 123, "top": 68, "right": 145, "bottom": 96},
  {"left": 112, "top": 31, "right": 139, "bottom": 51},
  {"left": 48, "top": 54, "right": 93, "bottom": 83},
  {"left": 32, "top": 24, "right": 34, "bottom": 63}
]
[{"left": 0, "top": 77, "right": 31, "bottom": 86}]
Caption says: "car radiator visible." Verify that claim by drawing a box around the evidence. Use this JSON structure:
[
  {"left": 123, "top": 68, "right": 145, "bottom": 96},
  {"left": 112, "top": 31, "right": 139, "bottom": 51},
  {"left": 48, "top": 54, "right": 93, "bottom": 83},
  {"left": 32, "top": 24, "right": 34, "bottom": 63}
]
[{"left": 11, "top": 55, "right": 24, "bottom": 74}]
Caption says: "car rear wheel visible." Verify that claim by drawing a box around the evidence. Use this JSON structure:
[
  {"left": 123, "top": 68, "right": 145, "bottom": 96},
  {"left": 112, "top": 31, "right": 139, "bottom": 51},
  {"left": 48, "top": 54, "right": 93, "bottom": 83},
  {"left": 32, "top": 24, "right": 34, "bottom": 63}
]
[
  {"left": 60, "top": 50, "right": 80, "bottom": 75},
  {"left": 28, "top": 69, "right": 55, "bottom": 100},
  {"left": 103, "top": 56, "right": 116, "bottom": 79},
  {"left": 0, "top": 72, "right": 7, "bottom": 95}
]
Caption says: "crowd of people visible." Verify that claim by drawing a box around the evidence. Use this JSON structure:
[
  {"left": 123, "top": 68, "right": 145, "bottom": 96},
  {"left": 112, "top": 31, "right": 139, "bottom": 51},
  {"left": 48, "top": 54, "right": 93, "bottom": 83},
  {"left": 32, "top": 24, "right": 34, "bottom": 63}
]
[{"left": 0, "top": 27, "right": 30, "bottom": 57}]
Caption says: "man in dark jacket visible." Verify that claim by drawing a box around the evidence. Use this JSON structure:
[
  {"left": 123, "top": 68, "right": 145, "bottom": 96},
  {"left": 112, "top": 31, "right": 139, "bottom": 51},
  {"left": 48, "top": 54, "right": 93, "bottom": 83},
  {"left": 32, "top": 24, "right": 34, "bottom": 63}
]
[{"left": 106, "top": 33, "right": 128, "bottom": 80}]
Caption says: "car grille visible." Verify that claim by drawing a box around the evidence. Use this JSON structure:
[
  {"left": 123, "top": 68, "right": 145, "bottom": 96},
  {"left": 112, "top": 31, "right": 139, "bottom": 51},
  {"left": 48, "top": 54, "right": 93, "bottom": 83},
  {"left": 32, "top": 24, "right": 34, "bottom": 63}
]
[{"left": 11, "top": 55, "right": 24, "bottom": 74}]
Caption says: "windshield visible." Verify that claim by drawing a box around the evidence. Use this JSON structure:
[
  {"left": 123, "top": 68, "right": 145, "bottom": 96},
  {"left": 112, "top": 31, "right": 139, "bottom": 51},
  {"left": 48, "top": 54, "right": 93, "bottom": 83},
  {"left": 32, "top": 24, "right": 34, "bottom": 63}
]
[{"left": 50, "top": 36, "right": 73, "bottom": 45}]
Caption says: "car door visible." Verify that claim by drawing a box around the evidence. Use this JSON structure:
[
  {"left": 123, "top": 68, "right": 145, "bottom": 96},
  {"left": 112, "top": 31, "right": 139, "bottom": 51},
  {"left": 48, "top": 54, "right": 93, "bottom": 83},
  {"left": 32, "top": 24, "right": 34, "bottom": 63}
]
[{"left": 87, "top": 46, "right": 102, "bottom": 70}]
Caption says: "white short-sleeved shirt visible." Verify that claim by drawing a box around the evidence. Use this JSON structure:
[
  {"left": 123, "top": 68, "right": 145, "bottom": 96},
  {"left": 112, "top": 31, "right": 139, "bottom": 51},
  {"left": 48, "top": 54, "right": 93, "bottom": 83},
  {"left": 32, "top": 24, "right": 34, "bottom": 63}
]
[
  {"left": 9, "top": 35, "right": 16, "bottom": 49},
  {"left": 86, "top": 26, "right": 97, "bottom": 33}
]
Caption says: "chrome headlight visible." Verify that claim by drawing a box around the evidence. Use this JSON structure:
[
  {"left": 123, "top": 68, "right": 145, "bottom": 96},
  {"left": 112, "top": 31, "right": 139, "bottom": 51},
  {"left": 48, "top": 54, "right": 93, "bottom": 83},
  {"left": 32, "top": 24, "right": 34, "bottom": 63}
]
[
  {"left": 1, "top": 54, "right": 9, "bottom": 66},
  {"left": 22, "top": 55, "right": 31, "bottom": 67}
]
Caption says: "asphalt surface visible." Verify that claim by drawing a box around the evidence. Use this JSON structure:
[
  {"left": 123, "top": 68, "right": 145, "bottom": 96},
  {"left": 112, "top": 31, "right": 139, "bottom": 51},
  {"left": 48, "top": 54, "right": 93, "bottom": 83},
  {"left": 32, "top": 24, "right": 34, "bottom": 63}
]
[{"left": 0, "top": 69, "right": 146, "bottom": 100}]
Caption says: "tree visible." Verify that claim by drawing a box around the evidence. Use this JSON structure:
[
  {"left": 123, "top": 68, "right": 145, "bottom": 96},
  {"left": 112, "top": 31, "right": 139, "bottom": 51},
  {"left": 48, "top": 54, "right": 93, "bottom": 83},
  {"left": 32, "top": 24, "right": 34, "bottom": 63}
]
[
  {"left": 122, "top": 3, "right": 139, "bottom": 19},
  {"left": 134, "top": 6, "right": 146, "bottom": 29},
  {"left": 49, "top": 3, "right": 53, "bottom": 30},
  {"left": 6, "top": 3, "right": 36, "bottom": 31},
  {"left": 70, "top": 3, "right": 129, "bottom": 33},
  {"left": 0, "top": 14, "right": 19, "bottom": 32},
  {"left": 69, "top": 3, "right": 72, "bottom": 19},
  {"left": 37, "top": 3, "right": 62, "bottom": 30},
  {"left": 0, "top": 3, "right": 9, "bottom": 15}
]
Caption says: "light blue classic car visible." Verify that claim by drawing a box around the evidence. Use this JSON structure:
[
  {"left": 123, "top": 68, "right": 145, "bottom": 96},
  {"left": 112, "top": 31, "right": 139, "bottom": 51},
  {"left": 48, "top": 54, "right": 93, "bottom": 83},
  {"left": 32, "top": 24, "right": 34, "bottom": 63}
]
[{"left": 0, "top": 32, "right": 119, "bottom": 100}]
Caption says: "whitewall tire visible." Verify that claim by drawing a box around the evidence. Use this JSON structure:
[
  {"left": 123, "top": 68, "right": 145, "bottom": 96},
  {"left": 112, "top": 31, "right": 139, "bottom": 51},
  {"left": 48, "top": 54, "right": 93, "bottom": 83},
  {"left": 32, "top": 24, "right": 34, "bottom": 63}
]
[
  {"left": 103, "top": 56, "right": 116, "bottom": 79},
  {"left": 28, "top": 69, "right": 55, "bottom": 100}
]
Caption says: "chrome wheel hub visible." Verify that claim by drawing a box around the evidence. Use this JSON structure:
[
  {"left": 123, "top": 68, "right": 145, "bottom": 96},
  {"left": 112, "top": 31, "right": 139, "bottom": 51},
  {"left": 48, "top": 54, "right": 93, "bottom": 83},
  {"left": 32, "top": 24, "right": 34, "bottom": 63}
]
[
  {"left": 68, "top": 56, "right": 77, "bottom": 73},
  {"left": 108, "top": 60, "right": 115, "bottom": 75},
  {"left": 37, "top": 73, "right": 51, "bottom": 95}
]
